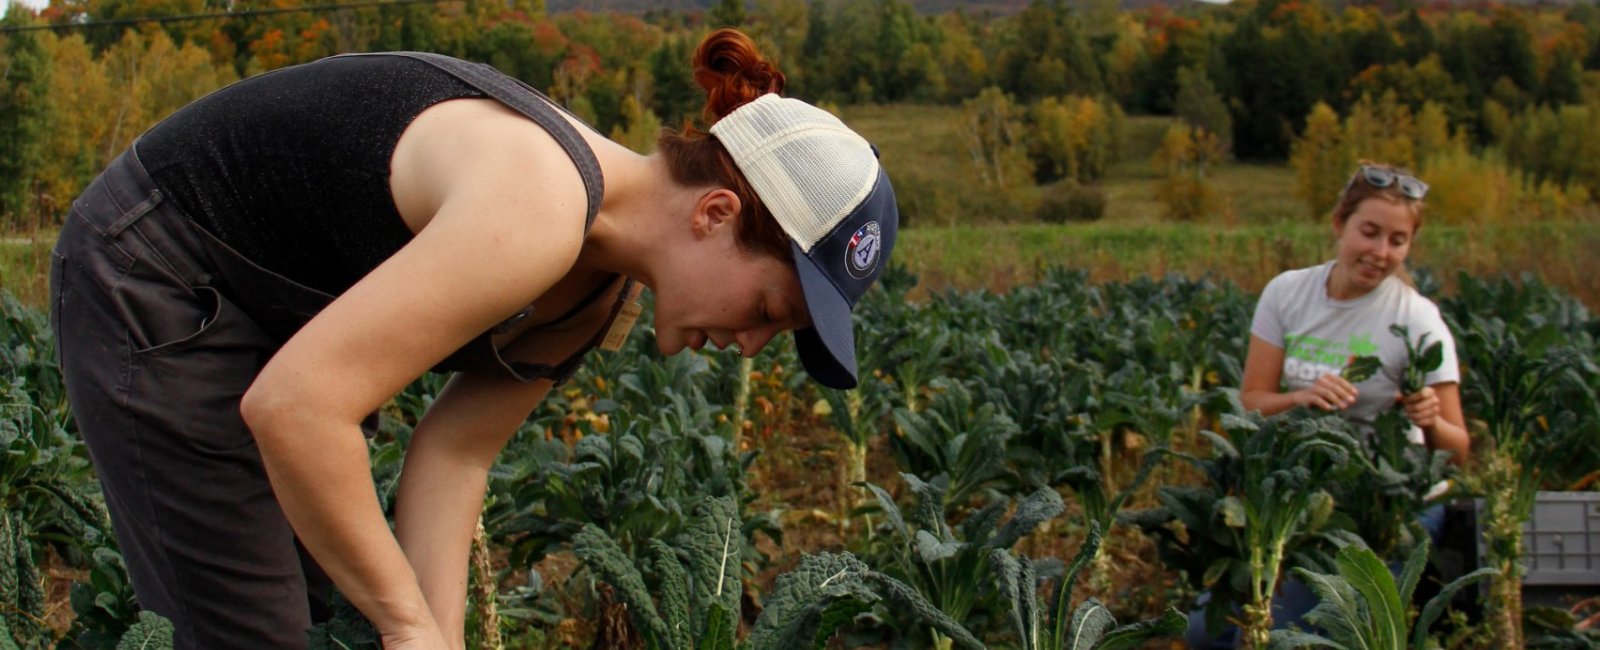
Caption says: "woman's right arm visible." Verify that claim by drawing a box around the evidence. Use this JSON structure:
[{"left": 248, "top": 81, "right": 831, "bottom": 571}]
[
  {"left": 1241, "top": 334, "right": 1357, "bottom": 416},
  {"left": 241, "top": 103, "right": 590, "bottom": 645},
  {"left": 1241, "top": 334, "right": 1299, "bottom": 416}
]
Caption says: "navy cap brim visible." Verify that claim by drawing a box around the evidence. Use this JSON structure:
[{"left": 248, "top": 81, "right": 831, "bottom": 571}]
[
  {"left": 788, "top": 164, "right": 897, "bottom": 391},
  {"left": 792, "top": 240, "right": 858, "bottom": 389}
]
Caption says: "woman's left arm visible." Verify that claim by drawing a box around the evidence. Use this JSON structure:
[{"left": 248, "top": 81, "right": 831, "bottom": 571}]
[
  {"left": 393, "top": 372, "right": 551, "bottom": 645},
  {"left": 396, "top": 277, "right": 634, "bottom": 644},
  {"left": 1405, "top": 382, "right": 1470, "bottom": 466}
]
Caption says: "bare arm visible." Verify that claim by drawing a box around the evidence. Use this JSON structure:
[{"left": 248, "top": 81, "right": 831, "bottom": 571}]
[
  {"left": 396, "top": 281, "right": 630, "bottom": 644},
  {"left": 1241, "top": 334, "right": 1297, "bottom": 416},
  {"left": 393, "top": 372, "right": 550, "bottom": 646},
  {"left": 240, "top": 108, "right": 588, "bottom": 642},
  {"left": 1406, "top": 382, "right": 1470, "bottom": 466},
  {"left": 1240, "top": 334, "right": 1359, "bottom": 416}
]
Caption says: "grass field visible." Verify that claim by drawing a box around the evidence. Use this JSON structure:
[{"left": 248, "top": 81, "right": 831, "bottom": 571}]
[
  {"left": 8, "top": 217, "right": 1596, "bottom": 310},
  {"left": 0, "top": 234, "right": 51, "bottom": 308},
  {"left": 896, "top": 219, "right": 1600, "bottom": 304},
  {"left": 843, "top": 104, "right": 1307, "bottom": 227}
]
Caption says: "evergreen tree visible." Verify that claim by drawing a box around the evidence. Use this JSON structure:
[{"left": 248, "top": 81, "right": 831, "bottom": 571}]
[
  {"left": 1174, "top": 65, "right": 1232, "bottom": 156},
  {"left": 1486, "top": 9, "right": 1540, "bottom": 100},
  {"left": 471, "top": 18, "right": 566, "bottom": 92},
  {"left": 1342, "top": 8, "right": 1400, "bottom": 77},
  {"left": 1396, "top": 9, "right": 1437, "bottom": 64},
  {"left": 0, "top": 12, "right": 52, "bottom": 227},
  {"left": 1223, "top": 0, "right": 1347, "bottom": 159},
  {"left": 874, "top": 0, "right": 920, "bottom": 101},
  {"left": 1437, "top": 18, "right": 1486, "bottom": 113},
  {"left": 1538, "top": 47, "right": 1584, "bottom": 107},
  {"left": 373, "top": 3, "right": 449, "bottom": 53},
  {"left": 1143, "top": 16, "right": 1212, "bottom": 115},
  {"left": 709, "top": 0, "right": 746, "bottom": 28},
  {"left": 649, "top": 35, "right": 699, "bottom": 128},
  {"left": 995, "top": 1, "right": 1102, "bottom": 101}
]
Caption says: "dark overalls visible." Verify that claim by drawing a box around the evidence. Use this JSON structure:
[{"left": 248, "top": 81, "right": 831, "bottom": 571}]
[{"left": 49, "top": 52, "right": 632, "bottom": 648}]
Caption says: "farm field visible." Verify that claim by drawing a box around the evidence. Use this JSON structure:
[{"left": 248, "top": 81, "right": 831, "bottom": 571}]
[
  {"left": 3, "top": 101, "right": 1598, "bottom": 649},
  {"left": 4, "top": 257, "right": 1598, "bottom": 648},
  {"left": 7, "top": 0, "right": 1600, "bottom": 643}
]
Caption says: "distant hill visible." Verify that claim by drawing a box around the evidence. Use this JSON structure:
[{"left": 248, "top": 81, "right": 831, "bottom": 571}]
[{"left": 546, "top": 0, "right": 1034, "bottom": 16}]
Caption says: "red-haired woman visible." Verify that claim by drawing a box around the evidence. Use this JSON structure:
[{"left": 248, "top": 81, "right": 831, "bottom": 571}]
[{"left": 50, "top": 29, "right": 897, "bottom": 649}]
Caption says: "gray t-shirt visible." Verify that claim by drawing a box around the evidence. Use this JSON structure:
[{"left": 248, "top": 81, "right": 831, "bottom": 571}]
[{"left": 1250, "top": 261, "right": 1460, "bottom": 437}]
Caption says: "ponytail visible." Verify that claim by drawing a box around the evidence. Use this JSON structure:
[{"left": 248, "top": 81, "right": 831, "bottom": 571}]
[
  {"left": 692, "top": 28, "right": 786, "bottom": 126},
  {"left": 656, "top": 28, "right": 792, "bottom": 262}
]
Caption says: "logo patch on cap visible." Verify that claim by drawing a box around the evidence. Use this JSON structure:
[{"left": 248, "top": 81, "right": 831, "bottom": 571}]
[{"left": 845, "top": 221, "right": 881, "bottom": 279}]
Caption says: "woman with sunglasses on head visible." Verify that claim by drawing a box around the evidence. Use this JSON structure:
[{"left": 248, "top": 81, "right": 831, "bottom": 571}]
[
  {"left": 50, "top": 28, "right": 897, "bottom": 649},
  {"left": 1185, "top": 162, "right": 1469, "bottom": 649},
  {"left": 1239, "top": 162, "right": 1468, "bottom": 461}
]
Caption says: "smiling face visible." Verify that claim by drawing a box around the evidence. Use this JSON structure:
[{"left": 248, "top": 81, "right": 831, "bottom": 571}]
[
  {"left": 650, "top": 190, "right": 812, "bottom": 357},
  {"left": 1331, "top": 196, "right": 1418, "bottom": 296}
]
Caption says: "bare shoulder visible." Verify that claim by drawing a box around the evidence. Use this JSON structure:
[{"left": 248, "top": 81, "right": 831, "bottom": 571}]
[
  {"left": 391, "top": 97, "right": 589, "bottom": 240},
  {"left": 250, "top": 99, "right": 595, "bottom": 425}
]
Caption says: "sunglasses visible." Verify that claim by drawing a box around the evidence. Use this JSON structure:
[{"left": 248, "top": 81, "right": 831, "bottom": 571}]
[{"left": 1349, "top": 165, "right": 1429, "bottom": 200}]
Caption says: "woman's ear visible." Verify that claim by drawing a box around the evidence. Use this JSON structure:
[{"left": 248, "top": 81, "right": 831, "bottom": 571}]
[{"left": 691, "top": 189, "right": 743, "bottom": 239}]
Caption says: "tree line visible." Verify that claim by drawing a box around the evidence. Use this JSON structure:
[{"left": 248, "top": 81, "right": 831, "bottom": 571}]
[{"left": 3, "top": 0, "right": 1599, "bottom": 227}]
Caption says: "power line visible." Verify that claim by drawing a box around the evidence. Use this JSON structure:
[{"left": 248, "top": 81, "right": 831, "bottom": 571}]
[{"left": 0, "top": 0, "right": 453, "bottom": 33}]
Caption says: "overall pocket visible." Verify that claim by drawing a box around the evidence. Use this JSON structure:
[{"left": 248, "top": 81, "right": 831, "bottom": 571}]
[{"left": 116, "top": 264, "right": 223, "bottom": 357}]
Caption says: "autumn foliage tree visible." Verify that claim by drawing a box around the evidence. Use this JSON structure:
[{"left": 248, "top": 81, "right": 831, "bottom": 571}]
[
  {"left": 959, "top": 87, "right": 1033, "bottom": 198},
  {"left": 1028, "top": 95, "right": 1125, "bottom": 184},
  {"left": 1290, "top": 102, "right": 1350, "bottom": 220},
  {"left": 1153, "top": 123, "right": 1225, "bottom": 221},
  {"left": 2, "top": 0, "right": 1599, "bottom": 228}
]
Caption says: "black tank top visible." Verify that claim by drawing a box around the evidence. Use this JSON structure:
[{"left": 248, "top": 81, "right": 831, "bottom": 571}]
[
  {"left": 137, "top": 55, "right": 484, "bottom": 296},
  {"left": 137, "top": 53, "right": 623, "bottom": 384}
]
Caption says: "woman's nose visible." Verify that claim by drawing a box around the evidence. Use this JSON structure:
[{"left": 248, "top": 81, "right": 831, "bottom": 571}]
[{"left": 1369, "top": 238, "right": 1390, "bottom": 259}]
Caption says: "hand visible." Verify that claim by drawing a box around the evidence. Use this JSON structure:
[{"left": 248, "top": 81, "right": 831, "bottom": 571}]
[
  {"left": 1295, "top": 374, "right": 1359, "bottom": 411},
  {"left": 1400, "top": 386, "right": 1440, "bottom": 429}
]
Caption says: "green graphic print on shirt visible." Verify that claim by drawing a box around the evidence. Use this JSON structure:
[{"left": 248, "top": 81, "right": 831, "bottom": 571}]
[{"left": 1282, "top": 332, "right": 1381, "bottom": 383}]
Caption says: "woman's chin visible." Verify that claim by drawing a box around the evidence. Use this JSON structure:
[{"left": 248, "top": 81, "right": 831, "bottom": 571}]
[
  {"left": 656, "top": 331, "right": 704, "bottom": 355},
  {"left": 656, "top": 335, "right": 687, "bottom": 356}
]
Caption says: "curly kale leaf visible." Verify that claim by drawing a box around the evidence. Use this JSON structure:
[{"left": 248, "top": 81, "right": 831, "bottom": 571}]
[
  {"left": 746, "top": 552, "right": 879, "bottom": 650},
  {"left": 573, "top": 524, "right": 671, "bottom": 647},
  {"left": 865, "top": 570, "right": 985, "bottom": 650},
  {"left": 683, "top": 496, "right": 742, "bottom": 637},
  {"left": 1340, "top": 355, "right": 1382, "bottom": 383},
  {"left": 116, "top": 611, "right": 174, "bottom": 650},
  {"left": 987, "top": 485, "right": 1065, "bottom": 552},
  {"left": 650, "top": 540, "right": 693, "bottom": 650}
]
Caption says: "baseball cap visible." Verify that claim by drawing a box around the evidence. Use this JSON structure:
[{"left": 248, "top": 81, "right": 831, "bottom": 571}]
[{"left": 709, "top": 94, "right": 899, "bottom": 389}]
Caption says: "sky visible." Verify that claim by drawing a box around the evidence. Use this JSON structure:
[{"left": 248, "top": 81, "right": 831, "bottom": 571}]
[{"left": 5, "top": 0, "right": 50, "bottom": 18}]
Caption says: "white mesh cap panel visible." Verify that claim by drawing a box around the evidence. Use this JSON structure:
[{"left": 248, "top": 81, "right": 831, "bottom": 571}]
[{"left": 710, "top": 94, "right": 880, "bottom": 251}]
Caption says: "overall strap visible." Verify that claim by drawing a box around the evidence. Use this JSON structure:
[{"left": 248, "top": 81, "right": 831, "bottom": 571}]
[{"left": 341, "top": 51, "right": 606, "bottom": 233}]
